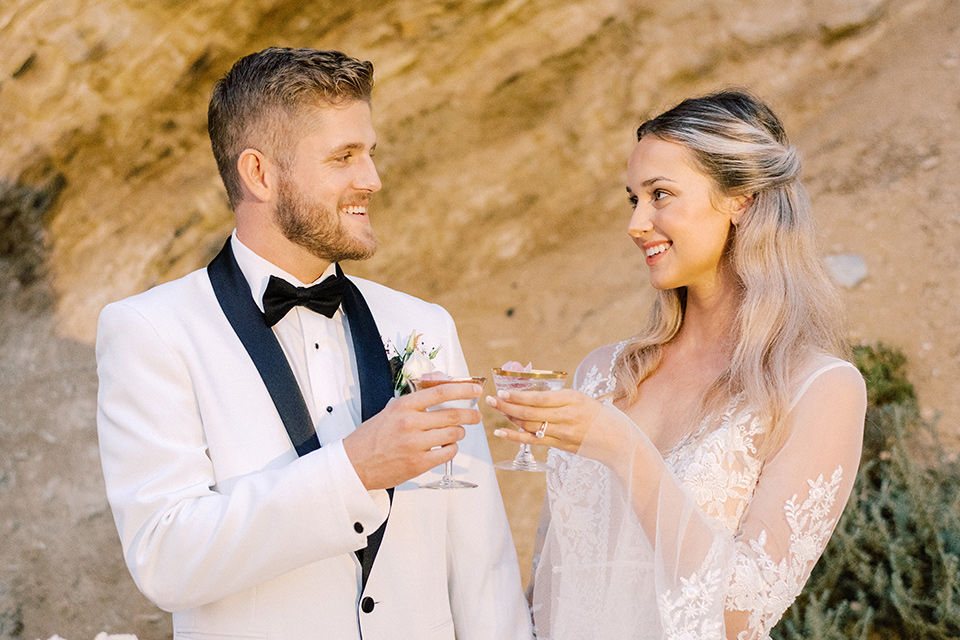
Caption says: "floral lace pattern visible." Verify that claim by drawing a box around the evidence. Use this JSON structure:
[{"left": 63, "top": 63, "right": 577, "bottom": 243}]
[
  {"left": 540, "top": 343, "right": 851, "bottom": 640},
  {"left": 663, "top": 397, "right": 764, "bottom": 532},
  {"left": 726, "top": 468, "right": 845, "bottom": 636},
  {"left": 658, "top": 536, "right": 729, "bottom": 640}
]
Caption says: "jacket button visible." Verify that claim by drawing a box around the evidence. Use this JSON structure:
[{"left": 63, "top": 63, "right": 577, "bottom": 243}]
[
  {"left": 354, "top": 521, "right": 364, "bottom": 534},
  {"left": 361, "top": 596, "right": 375, "bottom": 613}
]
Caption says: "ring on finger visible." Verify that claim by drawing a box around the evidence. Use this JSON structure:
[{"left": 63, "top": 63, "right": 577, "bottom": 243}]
[{"left": 535, "top": 421, "right": 548, "bottom": 438}]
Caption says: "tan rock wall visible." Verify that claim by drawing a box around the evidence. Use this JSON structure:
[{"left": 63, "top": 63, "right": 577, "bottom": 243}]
[{"left": 2, "top": 0, "right": 959, "bottom": 637}]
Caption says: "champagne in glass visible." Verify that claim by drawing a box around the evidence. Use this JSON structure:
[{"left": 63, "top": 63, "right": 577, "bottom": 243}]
[
  {"left": 408, "top": 376, "right": 486, "bottom": 490},
  {"left": 491, "top": 368, "right": 567, "bottom": 472}
]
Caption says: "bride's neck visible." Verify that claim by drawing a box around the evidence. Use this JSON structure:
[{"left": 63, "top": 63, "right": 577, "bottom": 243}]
[{"left": 674, "top": 281, "right": 740, "bottom": 360}]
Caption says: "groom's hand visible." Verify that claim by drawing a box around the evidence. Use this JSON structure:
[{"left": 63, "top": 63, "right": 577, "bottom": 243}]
[{"left": 343, "top": 382, "right": 483, "bottom": 490}]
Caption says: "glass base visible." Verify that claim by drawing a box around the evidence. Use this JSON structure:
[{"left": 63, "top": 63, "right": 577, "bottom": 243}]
[
  {"left": 420, "top": 477, "right": 478, "bottom": 490},
  {"left": 494, "top": 459, "right": 549, "bottom": 472}
]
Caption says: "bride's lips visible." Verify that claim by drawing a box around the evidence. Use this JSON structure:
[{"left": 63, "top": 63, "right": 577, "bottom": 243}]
[{"left": 643, "top": 241, "right": 671, "bottom": 265}]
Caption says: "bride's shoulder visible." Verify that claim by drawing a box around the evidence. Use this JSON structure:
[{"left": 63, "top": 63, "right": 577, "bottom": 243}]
[
  {"left": 577, "top": 341, "right": 628, "bottom": 371},
  {"left": 788, "top": 352, "right": 865, "bottom": 411},
  {"left": 572, "top": 341, "right": 629, "bottom": 395}
]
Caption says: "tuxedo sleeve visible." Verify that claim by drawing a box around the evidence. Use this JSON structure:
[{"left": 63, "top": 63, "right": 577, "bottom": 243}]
[
  {"left": 96, "top": 300, "right": 382, "bottom": 612},
  {"left": 435, "top": 310, "right": 534, "bottom": 639}
]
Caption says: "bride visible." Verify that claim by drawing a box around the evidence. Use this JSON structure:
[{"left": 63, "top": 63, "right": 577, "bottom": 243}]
[{"left": 487, "top": 90, "right": 867, "bottom": 640}]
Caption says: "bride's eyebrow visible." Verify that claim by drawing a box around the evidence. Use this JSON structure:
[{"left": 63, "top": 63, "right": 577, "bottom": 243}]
[{"left": 641, "top": 176, "right": 674, "bottom": 187}]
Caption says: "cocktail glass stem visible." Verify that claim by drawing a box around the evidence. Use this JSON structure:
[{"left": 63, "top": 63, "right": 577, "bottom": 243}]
[
  {"left": 410, "top": 376, "right": 485, "bottom": 490},
  {"left": 491, "top": 368, "right": 566, "bottom": 473},
  {"left": 516, "top": 443, "right": 537, "bottom": 465}
]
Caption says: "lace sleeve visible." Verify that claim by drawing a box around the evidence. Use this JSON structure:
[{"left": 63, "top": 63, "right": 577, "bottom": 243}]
[
  {"left": 576, "top": 362, "right": 866, "bottom": 639},
  {"left": 572, "top": 342, "right": 624, "bottom": 398}
]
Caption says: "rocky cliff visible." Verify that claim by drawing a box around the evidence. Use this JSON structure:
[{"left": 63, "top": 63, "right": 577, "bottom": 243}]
[{"left": 2, "top": 0, "right": 959, "bottom": 637}]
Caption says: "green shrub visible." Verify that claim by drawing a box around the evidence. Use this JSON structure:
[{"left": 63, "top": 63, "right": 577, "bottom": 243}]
[{"left": 772, "top": 343, "right": 960, "bottom": 640}]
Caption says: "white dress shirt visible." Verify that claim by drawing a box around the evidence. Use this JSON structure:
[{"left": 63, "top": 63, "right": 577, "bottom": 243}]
[{"left": 231, "top": 232, "right": 390, "bottom": 521}]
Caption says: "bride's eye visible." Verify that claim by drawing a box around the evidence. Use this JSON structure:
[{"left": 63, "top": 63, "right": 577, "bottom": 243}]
[{"left": 652, "top": 189, "right": 669, "bottom": 201}]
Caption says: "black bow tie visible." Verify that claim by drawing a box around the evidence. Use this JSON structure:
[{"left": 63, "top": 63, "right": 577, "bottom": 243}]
[{"left": 262, "top": 274, "right": 346, "bottom": 327}]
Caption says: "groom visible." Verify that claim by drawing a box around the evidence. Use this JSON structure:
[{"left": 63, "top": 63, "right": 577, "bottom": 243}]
[{"left": 96, "top": 47, "right": 531, "bottom": 639}]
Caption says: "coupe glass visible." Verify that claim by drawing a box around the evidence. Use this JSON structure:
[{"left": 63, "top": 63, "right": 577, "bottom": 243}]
[
  {"left": 491, "top": 368, "right": 567, "bottom": 472},
  {"left": 408, "top": 376, "right": 486, "bottom": 489}
]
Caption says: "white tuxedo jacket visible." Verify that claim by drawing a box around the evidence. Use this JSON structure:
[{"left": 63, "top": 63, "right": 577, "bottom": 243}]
[{"left": 96, "top": 263, "right": 532, "bottom": 640}]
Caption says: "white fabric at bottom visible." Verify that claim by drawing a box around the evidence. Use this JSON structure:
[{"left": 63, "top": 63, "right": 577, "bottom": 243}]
[{"left": 531, "top": 342, "right": 865, "bottom": 640}]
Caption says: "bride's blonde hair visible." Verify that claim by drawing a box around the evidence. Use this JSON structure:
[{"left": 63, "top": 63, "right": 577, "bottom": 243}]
[{"left": 612, "top": 90, "right": 849, "bottom": 455}]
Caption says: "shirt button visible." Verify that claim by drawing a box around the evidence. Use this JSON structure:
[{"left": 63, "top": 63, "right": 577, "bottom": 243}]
[
  {"left": 354, "top": 522, "right": 364, "bottom": 534},
  {"left": 326, "top": 406, "right": 334, "bottom": 413},
  {"left": 314, "top": 343, "right": 319, "bottom": 349},
  {"left": 361, "top": 596, "right": 375, "bottom": 613}
]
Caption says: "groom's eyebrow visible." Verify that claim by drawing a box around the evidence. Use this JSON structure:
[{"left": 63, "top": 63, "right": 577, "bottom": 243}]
[{"left": 330, "top": 141, "right": 375, "bottom": 153}]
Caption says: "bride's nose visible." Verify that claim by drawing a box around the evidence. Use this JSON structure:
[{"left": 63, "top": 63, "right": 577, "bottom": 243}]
[{"left": 628, "top": 204, "right": 653, "bottom": 238}]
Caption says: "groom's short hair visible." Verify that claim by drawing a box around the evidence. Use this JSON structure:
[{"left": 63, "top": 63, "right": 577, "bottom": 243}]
[{"left": 208, "top": 47, "right": 375, "bottom": 209}]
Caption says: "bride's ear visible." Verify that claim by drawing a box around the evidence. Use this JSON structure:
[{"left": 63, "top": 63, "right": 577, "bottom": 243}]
[{"left": 729, "top": 195, "right": 753, "bottom": 226}]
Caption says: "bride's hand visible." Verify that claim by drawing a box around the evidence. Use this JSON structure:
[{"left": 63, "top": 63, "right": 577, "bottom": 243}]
[{"left": 484, "top": 389, "right": 603, "bottom": 453}]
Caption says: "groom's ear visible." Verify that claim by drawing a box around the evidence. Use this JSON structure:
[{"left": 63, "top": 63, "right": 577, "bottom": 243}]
[{"left": 236, "top": 148, "right": 275, "bottom": 204}]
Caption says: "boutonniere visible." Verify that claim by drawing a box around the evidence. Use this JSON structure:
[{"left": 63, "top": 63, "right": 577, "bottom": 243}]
[{"left": 386, "top": 330, "right": 441, "bottom": 397}]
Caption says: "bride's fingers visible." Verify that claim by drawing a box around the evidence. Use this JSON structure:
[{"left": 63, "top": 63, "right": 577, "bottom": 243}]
[
  {"left": 499, "top": 414, "right": 540, "bottom": 433},
  {"left": 484, "top": 396, "right": 561, "bottom": 433},
  {"left": 484, "top": 394, "right": 541, "bottom": 421},
  {"left": 485, "top": 393, "right": 571, "bottom": 422},
  {"left": 492, "top": 424, "right": 577, "bottom": 453},
  {"left": 494, "top": 388, "right": 580, "bottom": 408}
]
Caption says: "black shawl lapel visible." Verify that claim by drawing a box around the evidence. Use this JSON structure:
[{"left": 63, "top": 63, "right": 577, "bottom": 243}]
[
  {"left": 207, "top": 239, "right": 395, "bottom": 591},
  {"left": 335, "top": 264, "right": 396, "bottom": 591},
  {"left": 207, "top": 239, "right": 319, "bottom": 456},
  {"left": 336, "top": 264, "right": 395, "bottom": 422}
]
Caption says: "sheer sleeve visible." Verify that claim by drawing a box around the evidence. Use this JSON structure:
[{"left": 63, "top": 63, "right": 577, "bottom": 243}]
[{"left": 570, "top": 360, "right": 866, "bottom": 640}]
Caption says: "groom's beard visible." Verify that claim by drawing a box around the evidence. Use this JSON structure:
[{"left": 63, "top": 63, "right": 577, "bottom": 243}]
[{"left": 274, "top": 174, "right": 379, "bottom": 264}]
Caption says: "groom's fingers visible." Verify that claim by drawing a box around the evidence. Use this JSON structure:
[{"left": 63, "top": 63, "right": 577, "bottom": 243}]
[
  {"left": 417, "top": 407, "right": 480, "bottom": 428},
  {"left": 403, "top": 382, "right": 482, "bottom": 410},
  {"left": 415, "top": 425, "right": 466, "bottom": 450},
  {"left": 346, "top": 403, "right": 471, "bottom": 489}
]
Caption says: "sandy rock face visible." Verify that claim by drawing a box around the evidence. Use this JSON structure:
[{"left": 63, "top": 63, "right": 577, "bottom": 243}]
[
  {"left": 2, "top": 0, "right": 960, "bottom": 638},
  {"left": 1, "top": 0, "right": 926, "bottom": 340}
]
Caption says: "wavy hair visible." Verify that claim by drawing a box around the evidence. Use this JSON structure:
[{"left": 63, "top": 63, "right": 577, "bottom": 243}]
[{"left": 612, "top": 90, "right": 848, "bottom": 454}]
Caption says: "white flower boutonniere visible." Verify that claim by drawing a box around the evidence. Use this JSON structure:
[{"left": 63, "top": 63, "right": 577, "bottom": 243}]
[{"left": 386, "top": 330, "right": 442, "bottom": 396}]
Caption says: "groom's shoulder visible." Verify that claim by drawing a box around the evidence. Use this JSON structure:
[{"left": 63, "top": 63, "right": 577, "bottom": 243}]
[{"left": 99, "top": 267, "right": 215, "bottom": 325}]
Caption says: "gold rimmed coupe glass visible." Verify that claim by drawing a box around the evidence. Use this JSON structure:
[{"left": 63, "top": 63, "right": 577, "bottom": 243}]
[
  {"left": 407, "top": 376, "right": 486, "bottom": 490},
  {"left": 491, "top": 368, "right": 567, "bottom": 472}
]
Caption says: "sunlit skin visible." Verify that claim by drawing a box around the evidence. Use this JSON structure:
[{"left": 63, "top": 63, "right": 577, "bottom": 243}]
[
  {"left": 229, "top": 99, "right": 482, "bottom": 490},
  {"left": 626, "top": 135, "right": 743, "bottom": 304},
  {"left": 234, "top": 100, "right": 382, "bottom": 284},
  {"left": 488, "top": 136, "right": 752, "bottom": 453}
]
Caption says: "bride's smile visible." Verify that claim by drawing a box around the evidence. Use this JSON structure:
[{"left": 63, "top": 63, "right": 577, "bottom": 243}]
[{"left": 626, "top": 135, "right": 746, "bottom": 298}]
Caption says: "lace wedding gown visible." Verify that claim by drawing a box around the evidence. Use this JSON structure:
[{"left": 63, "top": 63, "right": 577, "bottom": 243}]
[{"left": 530, "top": 342, "right": 865, "bottom": 640}]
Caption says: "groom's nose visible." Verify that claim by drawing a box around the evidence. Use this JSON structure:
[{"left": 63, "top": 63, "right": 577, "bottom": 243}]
[{"left": 354, "top": 154, "right": 382, "bottom": 193}]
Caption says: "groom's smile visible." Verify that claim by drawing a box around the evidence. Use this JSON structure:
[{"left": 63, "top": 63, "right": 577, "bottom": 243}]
[{"left": 274, "top": 99, "right": 382, "bottom": 267}]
